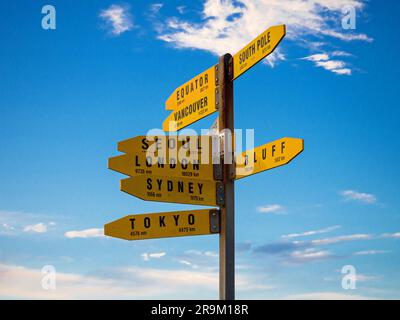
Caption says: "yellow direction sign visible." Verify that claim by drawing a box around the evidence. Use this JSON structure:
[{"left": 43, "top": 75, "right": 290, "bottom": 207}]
[
  {"left": 163, "top": 66, "right": 218, "bottom": 132},
  {"left": 233, "top": 25, "right": 286, "bottom": 80},
  {"left": 165, "top": 65, "right": 217, "bottom": 111},
  {"left": 117, "top": 135, "right": 211, "bottom": 155},
  {"left": 235, "top": 137, "right": 304, "bottom": 180},
  {"left": 109, "top": 135, "right": 216, "bottom": 180},
  {"left": 109, "top": 153, "right": 216, "bottom": 180},
  {"left": 121, "top": 175, "right": 223, "bottom": 206},
  {"left": 104, "top": 209, "right": 220, "bottom": 241}
]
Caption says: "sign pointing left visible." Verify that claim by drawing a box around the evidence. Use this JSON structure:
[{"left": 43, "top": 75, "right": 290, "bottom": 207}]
[
  {"left": 121, "top": 175, "right": 224, "bottom": 206},
  {"left": 163, "top": 65, "right": 219, "bottom": 132},
  {"left": 105, "top": 209, "right": 220, "bottom": 241}
]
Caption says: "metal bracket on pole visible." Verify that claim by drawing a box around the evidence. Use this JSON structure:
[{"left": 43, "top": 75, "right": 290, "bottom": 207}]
[
  {"left": 216, "top": 181, "right": 225, "bottom": 206},
  {"left": 209, "top": 209, "right": 220, "bottom": 234},
  {"left": 215, "top": 64, "right": 220, "bottom": 110}
]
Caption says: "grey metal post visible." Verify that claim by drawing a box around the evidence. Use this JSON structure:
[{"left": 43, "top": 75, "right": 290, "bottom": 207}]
[{"left": 217, "top": 53, "right": 235, "bottom": 300}]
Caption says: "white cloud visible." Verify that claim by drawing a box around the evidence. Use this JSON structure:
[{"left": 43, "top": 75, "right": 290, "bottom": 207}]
[
  {"left": 382, "top": 232, "right": 400, "bottom": 239},
  {"left": 285, "top": 291, "right": 376, "bottom": 300},
  {"left": 156, "top": 0, "right": 371, "bottom": 72},
  {"left": 185, "top": 250, "right": 218, "bottom": 258},
  {"left": 340, "top": 190, "right": 377, "bottom": 204},
  {"left": 290, "top": 248, "right": 332, "bottom": 262},
  {"left": 257, "top": 204, "right": 285, "bottom": 214},
  {"left": 141, "top": 252, "right": 166, "bottom": 261},
  {"left": 0, "top": 263, "right": 269, "bottom": 299},
  {"left": 176, "top": 6, "right": 186, "bottom": 14},
  {"left": 2, "top": 223, "right": 14, "bottom": 231},
  {"left": 0, "top": 210, "right": 57, "bottom": 236},
  {"left": 178, "top": 259, "right": 199, "bottom": 269},
  {"left": 355, "top": 274, "right": 381, "bottom": 282},
  {"left": 282, "top": 225, "right": 341, "bottom": 239},
  {"left": 100, "top": 4, "right": 133, "bottom": 35},
  {"left": 23, "top": 223, "right": 47, "bottom": 233},
  {"left": 311, "top": 234, "right": 372, "bottom": 245},
  {"left": 150, "top": 3, "right": 163, "bottom": 16},
  {"left": 354, "top": 250, "right": 388, "bottom": 255},
  {"left": 64, "top": 228, "right": 103, "bottom": 239},
  {"left": 302, "top": 53, "right": 352, "bottom": 75}
]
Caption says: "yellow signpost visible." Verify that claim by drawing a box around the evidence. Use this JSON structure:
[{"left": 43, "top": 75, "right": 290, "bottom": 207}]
[
  {"left": 104, "top": 209, "right": 220, "bottom": 241},
  {"left": 235, "top": 137, "right": 304, "bottom": 180},
  {"left": 106, "top": 24, "right": 304, "bottom": 300},
  {"left": 233, "top": 25, "right": 286, "bottom": 80},
  {"left": 108, "top": 152, "right": 215, "bottom": 180},
  {"left": 109, "top": 135, "right": 216, "bottom": 180},
  {"left": 120, "top": 175, "right": 223, "bottom": 206},
  {"left": 163, "top": 66, "right": 218, "bottom": 132},
  {"left": 165, "top": 65, "right": 217, "bottom": 111},
  {"left": 117, "top": 135, "right": 211, "bottom": 155}
]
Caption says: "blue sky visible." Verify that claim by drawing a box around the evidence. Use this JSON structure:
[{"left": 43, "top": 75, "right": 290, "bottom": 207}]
[{"left": 0, "top": 0, "right": 399, "bottom": 299}]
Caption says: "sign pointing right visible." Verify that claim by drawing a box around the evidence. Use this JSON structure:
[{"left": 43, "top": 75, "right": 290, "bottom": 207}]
[
  {"left": 235, "top": 137, "right": 304, "bottom": 180},
  {"left": 233, "top": 25, "right": 286, "bottom": 80}
]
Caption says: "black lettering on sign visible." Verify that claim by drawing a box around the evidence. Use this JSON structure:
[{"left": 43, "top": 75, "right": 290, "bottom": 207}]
[
  {"left": 147, "top": 178, "right": 152, "bottom": 190},
  {"left": 188, "top": 182, "right": 194, "bottom": 194},
  {"left": 197, "top": 183, "right": 203, "bottom": 194},
  {"left": 188, "top": 214, "right": 195, "bottom": 225},
  {"left": 130, "top": 218, "right": 136, "bottom": 229},
  {"left": 157, "top": 179, "right": 163, "bottom": 191},
  {"left": 262, "top": 148, "right": 267, "bottom": 160},
  {"left": 281, "top": 141, "right": 286, "bottom": 153},
  {"left": 144, "top": 217, "right": 151, "bottom": 228},
  {"left": 178, "top": 181, "right": 184, "bottom": 193},
  {"left": 173, "top": 214, "right": 180, "bottom": 226},
  {"left": 159, "top": 216, "right": 166, "bottom": 227},
  {"left": 175, "top": 72, "right": 210, "bottom": 101},
  {"left": 272, "top": 144, "right": 276, "bottom": 157},
  {"left": 141, "top": 138, "right": 149, "bottom": 151}
]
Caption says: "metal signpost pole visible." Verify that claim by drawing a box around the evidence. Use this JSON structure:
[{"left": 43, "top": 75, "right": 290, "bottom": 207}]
[{"left": 218, "top": 53, "right": 235, "bottom": 300}]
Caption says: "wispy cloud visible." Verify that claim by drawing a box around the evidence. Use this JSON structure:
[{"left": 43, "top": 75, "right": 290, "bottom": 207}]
[
  {"left": 0, "top": 263, "right": 270, "bottom": 299},
  {"left": 381, "top": 232, "right": 400, "bottom": 239},
  {"left": 302, "top": 53, "right": 352, "bottom": 75},
  {"left": 282, "top": 225, "right": 341, "bottom": 239},
  {"left": 0, "top": 210, "right": 57, "bottom": 236},
  {"left": 289, "top": 248, "right": 333, "bottom": 262},
  {"left": 257, "top": 204, "right": 285, "bottom": 214},
  {"left": 156, "top": 0, "right": 371, "bottom": 70},
  {"left": 354, "top": 250, "right": 388, "bottom": 256},
  {"left": 310, "top": 234, "right": 372, "bottom": 245},
  {"left": 340, "top": 190, "right": 377, "bottom": 204},
  {"left": 149, "top": 3, "right": 163, "bottom": 17},
  {"left": 23, "top": 223, "right": 47, "bottom": 233},
  {"left": 178, "top": 259, "right": 199, "bottom": 269},
  {"left": 185, "top": 250, "right": 218, "bottom": 258},
  {"left": 285, "top": 291, "right": 376, "bottom": 300},
  {"left": 64, "top": 228, "right": 103, "bottom": 239},
  {"left": 100, "top": 4, "right": 133, "bottom": 36},
  {"left": 141, "top": 252, "right": 166, "bottom": 261},
  {"left": 176, "top": 6, "right": 186, "bottom": 14}
]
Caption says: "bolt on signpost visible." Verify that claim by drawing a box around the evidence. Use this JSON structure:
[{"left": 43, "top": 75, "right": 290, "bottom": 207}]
[{"left": 106, "top": 24, "right": 304, "bottom": 300}]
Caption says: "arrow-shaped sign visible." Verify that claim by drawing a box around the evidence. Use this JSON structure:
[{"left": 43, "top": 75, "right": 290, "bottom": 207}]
[
  {"left": 109, "top": 153, "right": 216, "bottom": 181},
  {"left": 109, "top": 135, "right": 216, "bottom": 180},
  {"left": 233, "top": 25, "right": 286, "bottom": 80},
  {"left": 163, "top": 65, "right": 219, "bottom": 132},
  {"left": 104, "top": 209, "right": 220, "bottom": 241},
  {"left": 121, "top": 175, "right": 224, "bottom": 206},
  {"left": 235, "top": 137, "right": 304, "bottom": 180}
]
